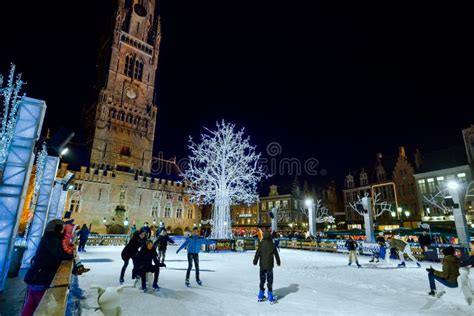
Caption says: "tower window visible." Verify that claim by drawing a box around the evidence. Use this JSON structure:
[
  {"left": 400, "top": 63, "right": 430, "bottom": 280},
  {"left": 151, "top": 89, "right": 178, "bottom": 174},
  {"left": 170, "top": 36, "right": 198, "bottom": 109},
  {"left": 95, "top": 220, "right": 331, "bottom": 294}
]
[
  {"left": 125, "top": 55, "right": 134, "bottom": 78},
  {"left": 120, "top": 147, "right": 131, "bottom": 157}
]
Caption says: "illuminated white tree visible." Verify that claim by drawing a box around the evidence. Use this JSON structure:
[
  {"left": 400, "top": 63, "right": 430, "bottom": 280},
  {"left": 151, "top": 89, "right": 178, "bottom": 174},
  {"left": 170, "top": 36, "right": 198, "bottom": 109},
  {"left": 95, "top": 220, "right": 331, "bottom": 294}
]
[{"left": 183, "top": 120, "right": 267, "bottom": 239}]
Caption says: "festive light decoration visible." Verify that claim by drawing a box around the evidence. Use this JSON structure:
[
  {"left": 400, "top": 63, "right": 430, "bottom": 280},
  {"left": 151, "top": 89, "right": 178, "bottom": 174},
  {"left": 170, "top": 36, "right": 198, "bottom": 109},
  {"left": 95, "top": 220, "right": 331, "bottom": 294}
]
[
  {"left": 0, "top": 64, "right": 25, "bottom": 167},
  {"left": 183, "top": 121, "right": 267, "bottom": 239}
]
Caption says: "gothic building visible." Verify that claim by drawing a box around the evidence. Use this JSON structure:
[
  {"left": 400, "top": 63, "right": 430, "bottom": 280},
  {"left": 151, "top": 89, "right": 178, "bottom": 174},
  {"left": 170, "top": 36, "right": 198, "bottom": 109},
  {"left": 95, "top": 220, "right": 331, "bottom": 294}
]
[
  {"left": 343, "top": 147, "right": 421, "bottom": 230},
  {"left": 62, "top": 0, "right": 201, "bottom": 234}
]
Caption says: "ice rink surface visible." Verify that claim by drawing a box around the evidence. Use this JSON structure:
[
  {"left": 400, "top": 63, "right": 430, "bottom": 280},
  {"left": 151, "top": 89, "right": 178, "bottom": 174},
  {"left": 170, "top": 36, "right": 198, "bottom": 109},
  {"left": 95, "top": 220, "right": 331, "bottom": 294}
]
[{"left": 78, "top": 246, "right": 473, "bottom": 316}]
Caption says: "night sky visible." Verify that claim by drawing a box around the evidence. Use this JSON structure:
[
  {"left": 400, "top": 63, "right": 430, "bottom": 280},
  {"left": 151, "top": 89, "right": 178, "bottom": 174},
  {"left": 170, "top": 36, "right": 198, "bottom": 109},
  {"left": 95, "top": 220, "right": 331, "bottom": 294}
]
[{"left": 1, "top": 1, "right": 472, "bottom": 187}]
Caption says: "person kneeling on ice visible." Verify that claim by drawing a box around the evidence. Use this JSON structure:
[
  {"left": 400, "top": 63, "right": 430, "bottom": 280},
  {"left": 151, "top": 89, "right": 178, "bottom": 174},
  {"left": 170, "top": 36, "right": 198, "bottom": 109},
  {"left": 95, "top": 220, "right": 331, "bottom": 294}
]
[
  {"left": 370, "top": 233, "right": 386, "bottom": 263},
  {"left": 426, "top": 246, "right": 459, "bottom": 296},
  {"left": 136, "top": 240, "right": 165, "bottom": 292},
  {"left": 176, "top": 227, "right": 210, "bottom": 286},
  {"left": 345, "top": 237, "right": 361, "bottom": 268},
  {"left": 389, "top": 236, "right": 421, "bottom": 268},
  {"left": 253, "top": 231, "right": 281, "bottom": 303}
]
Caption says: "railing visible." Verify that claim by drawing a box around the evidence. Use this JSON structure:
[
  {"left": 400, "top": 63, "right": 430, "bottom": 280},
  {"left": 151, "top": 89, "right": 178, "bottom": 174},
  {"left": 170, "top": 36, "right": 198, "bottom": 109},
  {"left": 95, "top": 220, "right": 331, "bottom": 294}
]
[
  {"left": 86, "top": 234, "right": 129, "bottom": 246},
  {"left": 120, "top": 32, "right": 153, "bottom": 55},
  {"left": 35, "top": 260, "right": 73, "bottom": 316}
]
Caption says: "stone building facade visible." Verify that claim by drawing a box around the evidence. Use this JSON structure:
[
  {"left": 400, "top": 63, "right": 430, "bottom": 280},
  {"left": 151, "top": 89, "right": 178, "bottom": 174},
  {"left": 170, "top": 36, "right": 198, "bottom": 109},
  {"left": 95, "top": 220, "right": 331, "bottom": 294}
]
[
  {"left": 59, "top": 163, "right": 201, "bottom": 234},
  {"left": 61, "top": 0, "right": 201, "bottom": 234}
]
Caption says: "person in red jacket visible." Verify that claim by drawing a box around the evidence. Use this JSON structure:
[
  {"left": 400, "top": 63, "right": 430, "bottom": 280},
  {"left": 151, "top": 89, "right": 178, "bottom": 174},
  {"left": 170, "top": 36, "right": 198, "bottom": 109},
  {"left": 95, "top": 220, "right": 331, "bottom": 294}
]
[{"left": 63, "top": 219, "right": 90, "bottom": 275}]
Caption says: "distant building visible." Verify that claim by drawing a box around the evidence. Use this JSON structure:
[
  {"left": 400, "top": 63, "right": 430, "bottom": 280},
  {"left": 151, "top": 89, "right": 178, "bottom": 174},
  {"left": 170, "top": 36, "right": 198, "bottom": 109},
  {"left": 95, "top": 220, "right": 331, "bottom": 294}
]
[
  {"left": 413, "top": 126, "right": 474, "bottom": 228},
  {"left": 343, "top": 147, "right": 421, "bottom": 231}
]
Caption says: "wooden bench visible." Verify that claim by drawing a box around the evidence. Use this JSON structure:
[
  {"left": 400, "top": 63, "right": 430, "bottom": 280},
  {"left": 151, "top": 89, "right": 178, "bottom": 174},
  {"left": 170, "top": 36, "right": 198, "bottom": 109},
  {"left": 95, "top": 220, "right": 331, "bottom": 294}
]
[{"left": 35, "top": 260, "right": 73, "bottom": 316}]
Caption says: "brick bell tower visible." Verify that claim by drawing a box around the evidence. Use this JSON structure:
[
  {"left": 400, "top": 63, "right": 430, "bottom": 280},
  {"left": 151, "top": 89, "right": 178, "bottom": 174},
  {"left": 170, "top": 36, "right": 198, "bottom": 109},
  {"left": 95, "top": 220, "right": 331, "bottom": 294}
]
[{"left": 86, "top": 0, "right": 160, "bottom": 174}]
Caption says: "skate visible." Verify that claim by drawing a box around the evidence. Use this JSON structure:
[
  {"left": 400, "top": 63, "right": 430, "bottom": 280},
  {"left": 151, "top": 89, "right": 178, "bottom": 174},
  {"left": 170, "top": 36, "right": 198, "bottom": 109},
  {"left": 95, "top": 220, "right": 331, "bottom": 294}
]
[
  {"left": 141, "top": 287, "right": 148, "bottom": 293},
  {"left": 348, "top": 262, "right": 352, "bottom": 266},
  {"left": 152, "top": 283, "right": 160, "bottom": 291},
  {"left": 119, "top": 278, "right": 124, "bottom": 285},
  {"left": 134, "top": 277, "right": 140, "bottom": 288},
  {"left": 357, "top": 263, "right": 361, "bottom": 268},
  {"left": 197, "top": 280, "right": 202, "bottom": 286},
  {"left": 268, "top": 291, "right": 278, "bottom": 304},
  {"left": 416, "top": 262, "right": 421, "bottom": 268},
  {"left": 369, "top": 259, "right": 374, "bottom": 263},
  {"left": 185, "top": 279, "right": 190, "bottom": 287},
  {"left": 398, "top": 262, "right": 406, "bottom": 268},
  {"left": 258, "top": 290, "right": 266, "bottom": 302}
]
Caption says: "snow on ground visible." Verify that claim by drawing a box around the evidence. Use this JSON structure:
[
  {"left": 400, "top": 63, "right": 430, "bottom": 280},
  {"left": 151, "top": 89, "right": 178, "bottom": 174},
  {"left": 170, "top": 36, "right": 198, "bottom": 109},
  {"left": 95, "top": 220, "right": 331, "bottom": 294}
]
[{"left": 78, "top": 246, "right": 473, "bottom": 316}]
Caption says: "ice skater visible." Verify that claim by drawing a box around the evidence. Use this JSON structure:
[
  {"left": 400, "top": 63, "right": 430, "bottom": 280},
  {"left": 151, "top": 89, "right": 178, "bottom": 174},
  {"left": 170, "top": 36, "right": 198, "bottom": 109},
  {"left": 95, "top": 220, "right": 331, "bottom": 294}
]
[
  {"left": 253, "top": 231, "right": 281, "bottom": 303},
  {"left": 176, "top": 227, "right": 210, "bottom": 286},
  {"left": 345, "top": 237, "right": 361, "bottom": 268},
  {"left": 120, "top": 229, "right": 146, "bottom": 284},
  {"left": 154, "top": 229, "right": 175, "bottom": 264},
  {"left": 369, "top": 232, "right": 386, "bottom": 263},
  {"left": 426, "top": 246, "right": 459, "bottom": 296},
  {"left": 389, "top": 236, "right": 421, "bottom": 268},
  {"left": 135, "top": 240, "right": 166, "bottom": 292}
]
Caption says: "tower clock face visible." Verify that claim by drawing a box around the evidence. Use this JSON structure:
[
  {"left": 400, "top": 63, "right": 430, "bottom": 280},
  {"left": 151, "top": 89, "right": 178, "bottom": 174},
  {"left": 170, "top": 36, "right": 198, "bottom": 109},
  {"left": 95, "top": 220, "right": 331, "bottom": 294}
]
[{"left": 125, "top": 86, "right": 137, "bottom": 99}]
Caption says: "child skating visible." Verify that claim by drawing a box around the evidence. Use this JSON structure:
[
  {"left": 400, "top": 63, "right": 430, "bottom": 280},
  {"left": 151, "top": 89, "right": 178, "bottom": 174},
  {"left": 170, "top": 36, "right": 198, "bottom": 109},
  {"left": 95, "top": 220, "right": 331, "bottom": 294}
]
[
  {"left": 176, "top": 227, "right": 210, "bottom": 287},
  {"left": 253, "top": 231, "right": 281, "bottom": 304}
]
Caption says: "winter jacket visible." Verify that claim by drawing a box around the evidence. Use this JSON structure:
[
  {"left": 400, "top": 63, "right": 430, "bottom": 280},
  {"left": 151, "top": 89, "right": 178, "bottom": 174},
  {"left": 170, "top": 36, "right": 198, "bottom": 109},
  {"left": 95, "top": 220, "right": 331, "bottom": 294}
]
[
  {"left": 121, "top": 231, "right": 146, "bottom": 260},
  {"left": 418, "top": 235, "right": 432, "bottom": 247},
  {"left": 376, "top": 236, "right": 385, "bottom": 246},
  {"left": 141, "top": 226, "right": 151, "bottom": 239},
  {"left": 253, "top": 231, "right": 281, "bottom": 270},
  {"left": 390, "top": 238, "right": 407, "bottom": 251},
  {"left": 434, "top": 254, "right": 460, "bottom": 283},
  {"left": 177, "top": 235, "right": 209, "bottom": 254},
  {"left": 345, "top": 240, "right": 358, "bottom": 251},
  {"left": 78, "top": 227, "right": 90, "bottom": 242},
  {"left": 135, "top": 246, "right": 162, "bottom": 272},
  {"left": 62, "top": 222, "right": 77, "bottom": 255},
  {"left": 24, "top": 231, "right": 73, "bottom": 286},
  {"left": 154, "top": 235, "right": 175, "bottom": 251}
]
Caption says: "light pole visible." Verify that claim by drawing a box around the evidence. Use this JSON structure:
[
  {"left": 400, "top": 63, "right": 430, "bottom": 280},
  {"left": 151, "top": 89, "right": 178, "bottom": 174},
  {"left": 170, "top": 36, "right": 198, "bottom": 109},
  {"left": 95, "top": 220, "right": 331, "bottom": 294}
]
[
  {"left": 305, "top": 198, "right": 316, "bottom": 237},
  {"left": 447, "top": 181, "right": 470, "bottom": 255}
]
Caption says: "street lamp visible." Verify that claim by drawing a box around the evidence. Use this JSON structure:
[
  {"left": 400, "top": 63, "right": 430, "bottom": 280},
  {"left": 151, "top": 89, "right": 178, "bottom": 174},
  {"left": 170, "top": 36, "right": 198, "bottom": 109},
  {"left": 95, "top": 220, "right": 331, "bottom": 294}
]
[
  {"left": 447, "top": 180, "right": 459, "bottom": 190},
  {"left": 102, "top": 217, "right": 106, "bottom": 224},
  {"left": 397, "top": 207, "right": 402, "bottom": 213},
  {"left": 391, "top": 211, "right": 396, "bottom": 218},
  {"left": 305, "top": 198, "right": 313, "bottom": 208},
  {"left": 124, "top": 217, "right": 129, "bottom": 227},
  {"left": 153, "top": 219, "right": 156, "bottom": 226},
  {"left": 404, "top": 211, "right": 410, "bottom": 218}
]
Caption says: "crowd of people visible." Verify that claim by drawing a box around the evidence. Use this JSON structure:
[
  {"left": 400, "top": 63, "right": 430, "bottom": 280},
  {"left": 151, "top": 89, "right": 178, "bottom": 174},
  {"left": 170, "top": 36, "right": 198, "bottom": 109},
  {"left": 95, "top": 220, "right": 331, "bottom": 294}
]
[{"left": 20, "top": 218, "right": 91, "bottom": 316}]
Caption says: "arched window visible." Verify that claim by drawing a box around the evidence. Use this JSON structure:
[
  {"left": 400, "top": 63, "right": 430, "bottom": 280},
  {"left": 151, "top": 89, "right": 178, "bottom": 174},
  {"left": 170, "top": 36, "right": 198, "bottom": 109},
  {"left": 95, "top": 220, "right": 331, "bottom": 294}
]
[
  {"left": 164, "top": 203, "right": 172, "bottom": 218},
  {"left": 138, "top": 61, "right": 144, "bottom": 81},
  {"left": 176, "top": 208, "right": 182, "bottom": 218},
  {"left": 125, "top": 55, "right": 134, "bottom": 78},
  {"left": 110, "top": 108, "right": 117, "bottom": 119},
  {"left": 118, "top": 111, "right": 125, "bottom": 121},
  {"left": 127, "top": 114, "right": 133, "bottom": 123},
  {"left": 187, "top": 209, "right": 193, "bottom": 219}
]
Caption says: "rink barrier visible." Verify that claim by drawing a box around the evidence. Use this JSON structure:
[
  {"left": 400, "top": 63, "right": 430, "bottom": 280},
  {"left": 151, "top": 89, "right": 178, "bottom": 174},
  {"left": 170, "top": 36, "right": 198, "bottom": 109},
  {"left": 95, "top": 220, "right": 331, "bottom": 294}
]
[
  {"left": 279, "top": 239, "right": 463, "bottom": 261},
  {"left": 86, "top": 234, "right": 129, "bottom": 246},
  {"left": 35, "top": 260, "right": 73, "bottom": 316}
]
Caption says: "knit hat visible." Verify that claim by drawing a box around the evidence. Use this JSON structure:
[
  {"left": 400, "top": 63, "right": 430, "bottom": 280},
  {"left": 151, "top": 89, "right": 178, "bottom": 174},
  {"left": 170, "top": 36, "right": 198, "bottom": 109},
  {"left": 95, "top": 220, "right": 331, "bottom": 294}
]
[{"left": 45, "top": 219, "right": 64, "bottom": 233}]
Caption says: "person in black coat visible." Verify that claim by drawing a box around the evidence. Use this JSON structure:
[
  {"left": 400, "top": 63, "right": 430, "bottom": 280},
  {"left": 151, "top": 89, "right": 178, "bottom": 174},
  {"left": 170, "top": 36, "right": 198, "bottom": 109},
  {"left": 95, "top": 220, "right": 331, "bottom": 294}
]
[
  {"left": 22, "top": 219, "right": 73, "bottom": 316},
  {"left": 135, "top": 240, "right": 165, "bottom": 291},
  {"left": 77, "top": 224, "right": 90, "bottom": 252},
  {"left": 418, "top": 232, "right": 432, "bottom": 252},
  {"left": 119, "top": 229, "right": 146, "bottom": 283},
  {"left": 253, "top": 231, "right": 281, "bottom": 302},
  {"left": 345, "top": 237, "right": 361, "bottom": 267},
  {"left": 153, "top": 230, "right": 175, "bottom": 264}
]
